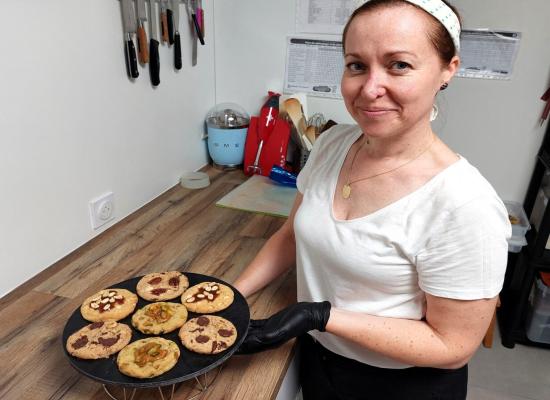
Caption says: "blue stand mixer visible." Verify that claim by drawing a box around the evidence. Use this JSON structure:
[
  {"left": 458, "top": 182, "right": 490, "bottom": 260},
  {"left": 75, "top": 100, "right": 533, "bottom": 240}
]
[{"left": 205, "top": 103, "right": 250, "bottom": 168}]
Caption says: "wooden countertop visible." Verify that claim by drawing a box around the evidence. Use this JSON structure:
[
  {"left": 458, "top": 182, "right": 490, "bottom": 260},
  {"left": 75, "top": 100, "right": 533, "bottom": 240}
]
[{"left": 0, "top": 168, "right": 297, "bottom": 400}]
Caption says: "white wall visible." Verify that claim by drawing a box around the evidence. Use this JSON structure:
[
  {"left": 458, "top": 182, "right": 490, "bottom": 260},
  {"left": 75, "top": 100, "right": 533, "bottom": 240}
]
[
  {"left": 0, "top": 1, "right": 215, "bottom": 296},
  {"left": 436, "top": 0, "right": 550, "bottom": 201},
  {"left": 3, "top": 0, "right": 550, "bottom": 297},
  {"left": 214, "top": 0, "right": 550, "bottom": 202}
]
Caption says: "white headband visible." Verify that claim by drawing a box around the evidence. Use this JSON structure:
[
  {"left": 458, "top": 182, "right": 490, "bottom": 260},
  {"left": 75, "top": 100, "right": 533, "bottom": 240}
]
[{"left": 354, "top": 0, "right": 461, "bottom": 52}]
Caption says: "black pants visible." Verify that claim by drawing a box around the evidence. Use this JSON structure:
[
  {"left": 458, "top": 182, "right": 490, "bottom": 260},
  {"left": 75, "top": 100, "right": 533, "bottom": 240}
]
[{"left": 299, "top": 335, "right": 468, "bottom": 400}]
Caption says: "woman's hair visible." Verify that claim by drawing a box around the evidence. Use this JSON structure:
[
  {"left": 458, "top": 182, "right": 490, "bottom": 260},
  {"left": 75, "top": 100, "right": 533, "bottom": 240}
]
[{"left": 342, "top": 0, "right": 462, "bottom": 65}]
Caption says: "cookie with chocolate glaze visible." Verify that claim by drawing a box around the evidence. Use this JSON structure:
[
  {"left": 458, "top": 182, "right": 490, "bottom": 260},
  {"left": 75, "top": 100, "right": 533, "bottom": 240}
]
[
  {"left": 80, "top": 288, "right": 138, "bottom": 322},
  {"left": 136, "top": 271, "right": 189, "bottom": 301},
  {"left": 181, "top": 282, "right": 234, "bottom": 313},
  {"left": 66, "top": 320, "right": 132, "bottom": 359},
  {"left": 179, "top": 315, "right": 237, "bottom": 355}
]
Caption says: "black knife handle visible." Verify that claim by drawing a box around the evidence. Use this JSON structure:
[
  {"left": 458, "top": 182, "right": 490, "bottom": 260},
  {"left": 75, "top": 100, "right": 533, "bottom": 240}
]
[
  {"left": 149, "top": 39, "right": 160, "bottom": 86},
  {"left": 167, "top": 9, "right": 174, "bottom": 45},
  {"left": 174, "top": 32, "right": 182, "bottom": 70},
  {"left": 125, "top": 39, "right": 139, "bottom": 79}
]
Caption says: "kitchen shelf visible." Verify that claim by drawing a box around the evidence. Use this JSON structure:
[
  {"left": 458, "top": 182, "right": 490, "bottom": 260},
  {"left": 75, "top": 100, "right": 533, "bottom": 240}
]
[{"left": 498, "top": 122, "right": 550, "bottom": 348}]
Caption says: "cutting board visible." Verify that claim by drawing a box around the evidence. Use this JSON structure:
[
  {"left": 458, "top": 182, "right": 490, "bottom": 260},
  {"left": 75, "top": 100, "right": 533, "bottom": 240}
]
[{"left": 216, "top": 175, "right": 297, "bottom": 218}]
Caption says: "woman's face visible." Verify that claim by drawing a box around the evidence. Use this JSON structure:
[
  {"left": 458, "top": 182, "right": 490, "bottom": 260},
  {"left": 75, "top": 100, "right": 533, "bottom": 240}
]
[{"left": 341, "top": 5, "right": 459, "bottom": 139}]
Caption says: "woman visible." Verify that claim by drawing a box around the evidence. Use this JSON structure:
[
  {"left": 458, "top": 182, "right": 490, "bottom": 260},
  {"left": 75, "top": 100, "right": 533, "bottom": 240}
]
[{"left": 234, "top": 1, "right": 511, "bottom": 399}]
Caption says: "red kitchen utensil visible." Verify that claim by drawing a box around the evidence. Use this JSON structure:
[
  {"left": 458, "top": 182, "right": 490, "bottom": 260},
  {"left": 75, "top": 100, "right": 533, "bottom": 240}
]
[{"left": 245, "top": 92, "right": 283, "bottom": 176}]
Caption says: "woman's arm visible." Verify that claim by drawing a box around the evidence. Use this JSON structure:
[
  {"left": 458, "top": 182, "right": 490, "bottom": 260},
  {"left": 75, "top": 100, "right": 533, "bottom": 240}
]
[
  {"left": 326, "top": 294, "right": 498, "bottom": 369},
  {"left": 233, "top": 193, "right": 303, "bottom": 298}
]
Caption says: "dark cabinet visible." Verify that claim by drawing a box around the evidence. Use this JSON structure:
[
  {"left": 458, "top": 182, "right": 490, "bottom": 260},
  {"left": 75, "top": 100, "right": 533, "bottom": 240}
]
[{"left": 498, "top": 126, "right": 550, "bottom": 349}]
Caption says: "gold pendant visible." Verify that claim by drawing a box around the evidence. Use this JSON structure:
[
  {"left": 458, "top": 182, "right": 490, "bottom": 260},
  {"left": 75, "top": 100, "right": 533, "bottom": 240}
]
[{"left": 342, "top": 184, "right": 351, "bottom": 199}]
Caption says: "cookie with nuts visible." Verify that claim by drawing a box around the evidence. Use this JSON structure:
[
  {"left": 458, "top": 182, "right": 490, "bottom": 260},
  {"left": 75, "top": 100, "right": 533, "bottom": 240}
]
[
  {"left": 132, "top": 302, "right": 188, "bottom": 335},
  {"left": 136, "top": 271, "right": 189, "bottom": 301},
  {"left": 66, "top": 320, "right": 132, "bottom": 359},
  {"left": 117, "top": 337, "right": 180, "bottom": 379},
  {"left": 179, "top": 315, "right": 237, "bottom": 355},
  {"left": 181, "top": 282, "right": 234, "bottom": 313},
  {"left": 80, "top": 288, "right": 138, "bottom": 322}
]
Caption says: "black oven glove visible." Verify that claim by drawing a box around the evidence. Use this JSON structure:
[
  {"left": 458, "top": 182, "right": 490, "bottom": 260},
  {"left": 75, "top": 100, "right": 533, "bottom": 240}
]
[{"left": 237, "top": 301, "right": 331, "bottom": 354}]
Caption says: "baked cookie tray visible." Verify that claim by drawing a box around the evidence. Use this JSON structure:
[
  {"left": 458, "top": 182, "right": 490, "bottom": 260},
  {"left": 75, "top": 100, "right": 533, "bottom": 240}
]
[{"left": 62, "top": 273, "right": 250, "bottom": 388}]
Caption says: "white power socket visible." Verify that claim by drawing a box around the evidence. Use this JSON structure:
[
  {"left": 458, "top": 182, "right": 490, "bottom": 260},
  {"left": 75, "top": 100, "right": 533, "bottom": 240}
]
[{"left": 89, "top": 192, "right": 115, "bottom": 230}]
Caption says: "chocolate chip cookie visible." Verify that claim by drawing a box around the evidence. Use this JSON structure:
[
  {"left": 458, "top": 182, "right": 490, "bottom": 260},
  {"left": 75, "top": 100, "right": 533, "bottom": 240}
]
[
  {"left": 136, "top": 271, "right": 189, "bottom": 301},
  {"left": 179, "top": 315, "right": 237, "bottom": 355},
  {"left": 66, "top": 320, "right": 132, "bottom": 359}
]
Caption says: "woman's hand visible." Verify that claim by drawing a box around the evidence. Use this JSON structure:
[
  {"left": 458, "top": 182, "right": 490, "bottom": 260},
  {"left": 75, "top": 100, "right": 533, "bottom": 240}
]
[{"left": 237, "top": 301, "right": 331, "bottom": 354}]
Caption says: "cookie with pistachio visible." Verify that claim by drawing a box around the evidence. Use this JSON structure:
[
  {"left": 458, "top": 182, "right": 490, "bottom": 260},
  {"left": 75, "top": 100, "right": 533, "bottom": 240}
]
[
  {"left": 179, "top": 315, "right": 237, "bottom": 355},
  {"left": 181, "top": 282, "right": 234, "bottom": 313},
  {"left": 66, "top": 320, "right": 132, "bottom": 359},
  {"left": 117, "top": 337, "right": 180, "bottom": 379},
  {"left": 132, "top": 302, "right": 188, "bottom": 335}
]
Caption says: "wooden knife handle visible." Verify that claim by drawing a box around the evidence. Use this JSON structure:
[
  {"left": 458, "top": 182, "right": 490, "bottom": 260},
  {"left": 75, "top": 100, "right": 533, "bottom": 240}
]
[
  {"left": 137, "top": 25, "right": 149, "bottom": 63},
  {"left": 161, "top": 12, "right": 168, "bottom": 43}
]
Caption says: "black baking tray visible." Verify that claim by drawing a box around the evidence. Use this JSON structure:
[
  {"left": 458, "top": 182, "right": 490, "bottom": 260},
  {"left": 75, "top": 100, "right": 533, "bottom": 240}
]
[{"left": 62, "top": 273, "right": 250, "bottom": 388}]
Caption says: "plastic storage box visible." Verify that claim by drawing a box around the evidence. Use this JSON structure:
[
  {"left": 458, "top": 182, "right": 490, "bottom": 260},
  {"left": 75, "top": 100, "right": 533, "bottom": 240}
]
[
  {"left": 525, "top": 274, "right": 550, "bottom": 344},
  {"left": 504, "top": 200, "right": 531, "bottom": 237},
  {"left": 507, "top": 235, "right": 527, "bottom": 253}
]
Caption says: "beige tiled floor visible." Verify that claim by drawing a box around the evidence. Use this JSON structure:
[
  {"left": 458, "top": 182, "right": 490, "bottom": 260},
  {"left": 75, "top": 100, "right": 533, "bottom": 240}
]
[
  {"left": 467, "top": 326, "right": 550, "bottom": 400},
  {"left": 295, "top": 326, "right": 550, "bottom": 400}
]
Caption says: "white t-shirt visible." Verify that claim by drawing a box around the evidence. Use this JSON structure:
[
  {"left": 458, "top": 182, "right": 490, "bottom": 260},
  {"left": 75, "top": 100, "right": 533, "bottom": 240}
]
[{"left": 294, "top": 124, "right": 512, "bottom": 369}]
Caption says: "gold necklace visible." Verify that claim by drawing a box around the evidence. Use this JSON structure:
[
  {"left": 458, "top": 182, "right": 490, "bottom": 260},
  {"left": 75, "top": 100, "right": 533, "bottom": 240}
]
[{"left": 342, "top": 134, "right": 436, "bottom": 199}]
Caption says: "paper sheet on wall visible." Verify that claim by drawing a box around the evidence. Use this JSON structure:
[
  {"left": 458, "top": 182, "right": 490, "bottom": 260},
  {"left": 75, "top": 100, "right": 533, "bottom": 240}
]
[
  {"left": 296, "top": 0, "right": 356, "bottom": 34},
  {"left": 457, "top": 30, "right": 521, "bottom": 80},
  {"left": 284, "top": 36, "right": 344, "bottom": 99}
]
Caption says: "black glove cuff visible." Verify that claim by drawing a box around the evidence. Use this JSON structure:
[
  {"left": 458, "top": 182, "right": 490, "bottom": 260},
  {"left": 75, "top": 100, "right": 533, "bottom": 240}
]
[{"left": 316, "top": 301, "right": 332, "bottom": 332}]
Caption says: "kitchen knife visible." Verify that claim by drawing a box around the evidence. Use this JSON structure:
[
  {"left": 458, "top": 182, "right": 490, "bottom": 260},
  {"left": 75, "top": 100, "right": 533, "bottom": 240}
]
[
  {"left": 190, "top": 0, "right": 204, "bottom": 45},
  {"left": 136, "top": 0, "right": 149, "bottom": 63},
  {"left": 186, "top": 0, "right": 198, "bottom": 66},
  {"left": 197, "top": 0, "right": 204, "bottom": 39},
  {"left": 121, "top": 0, "right": 139, "bottom": 78},
  {"left": 148, "top": 0, "right": 160, "bottom": 86},
  {"left": 166, "top": 0, "right": 175, "bottom": 45},
  {"left": 172, "top": 0, "right": 182, "bottom": 70},
  {"left": 160, "top": 0, "right": 168, "bottom": 43}
]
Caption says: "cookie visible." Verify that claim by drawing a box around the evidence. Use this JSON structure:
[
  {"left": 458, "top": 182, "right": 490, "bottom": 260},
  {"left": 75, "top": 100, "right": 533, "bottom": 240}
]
[
  {"left": 117, "top": 337, "right": 180, "bottom": 379},
  {"left": 80, "top": 288, "right": 138, "bottom": 322},
  {"left": 136, "top": 271, "right": 189, "bottom": 301},
  {"left": 179, "top": 315, "right": 237, "bottom": 355},
  {"left": 181, "top": 282, "right": 234, "bottom": 313},
  {"left": 66, "top": 320, "right": 132, "bottom": 359},
  {"left": 132, "top": 302, "right": 188, "bottom": 335}
]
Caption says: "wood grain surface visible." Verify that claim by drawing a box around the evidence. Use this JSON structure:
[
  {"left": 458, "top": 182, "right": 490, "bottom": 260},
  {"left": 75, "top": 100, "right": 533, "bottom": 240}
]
[{"left": 0, "top": 168, "right": 296, "bottom": 400}]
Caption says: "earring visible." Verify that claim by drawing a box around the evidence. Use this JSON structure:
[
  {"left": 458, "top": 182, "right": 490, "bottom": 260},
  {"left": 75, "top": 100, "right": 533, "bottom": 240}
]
[
  {"left": 440, "top": 82, "right": 449, "bottom": 90},
  {"left": 430, "top": 104, "right": 439, "bottom": 122}
]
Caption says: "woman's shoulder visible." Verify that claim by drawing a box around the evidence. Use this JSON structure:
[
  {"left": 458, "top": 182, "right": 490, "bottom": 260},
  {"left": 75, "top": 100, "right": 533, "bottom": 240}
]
[
  {"left": 428, "top": 157, "right": 507, "bottom": 218},
  {"left": 316, "top": 124, "right": 361, "bottom": 146}
]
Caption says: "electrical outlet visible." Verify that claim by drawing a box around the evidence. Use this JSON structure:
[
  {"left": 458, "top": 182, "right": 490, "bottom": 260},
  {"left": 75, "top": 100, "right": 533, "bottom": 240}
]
[{"left": 89, "top": 192, "right": 115, "bottom": 230}]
